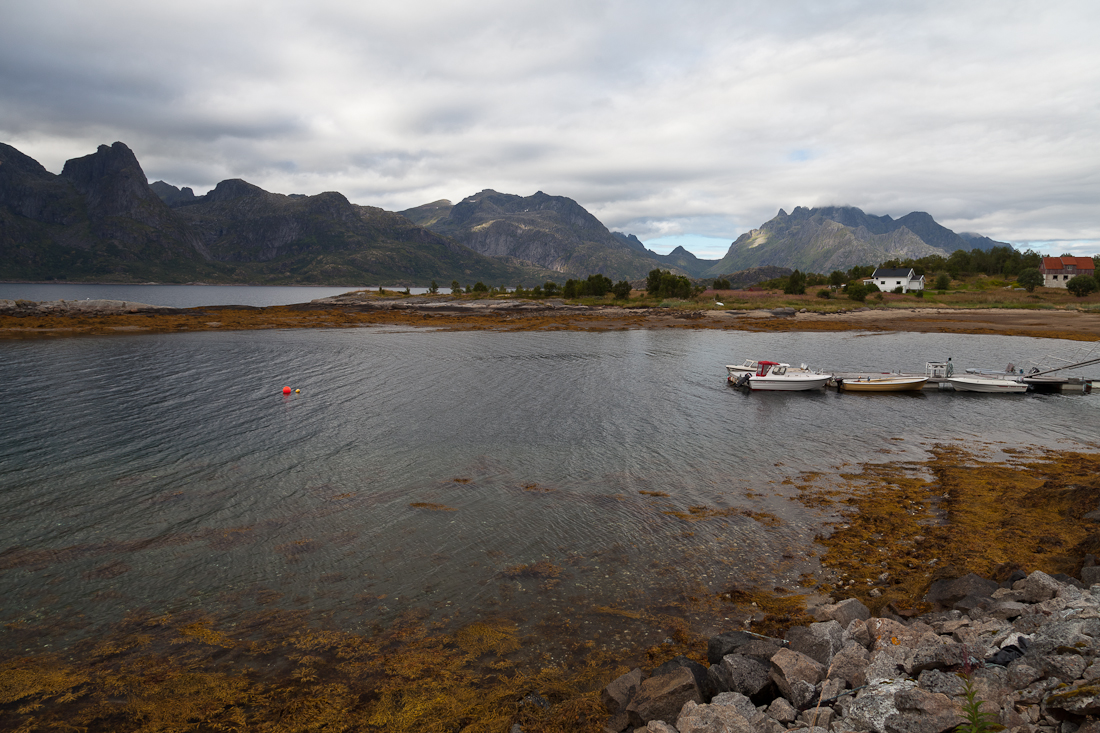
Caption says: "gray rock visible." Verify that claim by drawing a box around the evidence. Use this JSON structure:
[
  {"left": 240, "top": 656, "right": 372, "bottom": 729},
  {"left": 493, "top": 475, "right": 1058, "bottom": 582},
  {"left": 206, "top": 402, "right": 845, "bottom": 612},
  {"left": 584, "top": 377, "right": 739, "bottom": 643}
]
[
  {"left": 640, "top": 721, "right": 678, "bottom": 733},
  {"left": 707, "top": 631, "right": 760, "bottom": 665},
  {"left": 835, "top": 679, "right": 915, "bottom": 733},
  {"left": 907, "top": 637, "right": 966, "bottom": 675},
  {"left": 787, "top": 620, "right": 845, "bottom": 666},
  {"left": 708, "top": 691, "right": 757, "bottom": 721},
  {"left": 924, "top": 573, "right": 999, "bottom": 610},
  {"left": 626, "top": 667, "right": 702, "bottom": 728},
  {"left": 769, "top": 648, "right": 825, "bottom": 704},
  {"left": 1015, "top": 570, "right": 1067, "bottom": 603},
  {"left": 916, "top": 669, "right": 967, "bottom": 697},
  {"left": 652, "top": 656, "right": 715, "bottom": 702},
  {"left": 829, "top": 641, "right": 871, "bottom": 688},
  {"left": 602, "top": 667, "right": 643, "bottom": 714},
  {"left": 766, "top": 696, "right": 797, "bottom": 723},
  {"left": 675, "top": 699, "right": 754, "bottom": 733},
  {"left": 1045, "top": 682, "right": 1100, "bottom": 716},
  {"left": 1082, "top": 566, "right": 1100, "bottom": 586},
  {"left": 884, "top": 687, "right": 963, "bottom": 733},
  {"left": 813, "top": 598, "right": 871, "bottom": 628},
  {"left": 1007, "top": 662, "right": 1042, "bottom": 689},
  {"left": 1044, "top": 654, "right": 1089, "bottom": 681},
  {"left": 714, "top": 654, "right": 772, "bottom": 700},
  {"left": 845, "top": 618, "right": 873, "bottom": 648}
]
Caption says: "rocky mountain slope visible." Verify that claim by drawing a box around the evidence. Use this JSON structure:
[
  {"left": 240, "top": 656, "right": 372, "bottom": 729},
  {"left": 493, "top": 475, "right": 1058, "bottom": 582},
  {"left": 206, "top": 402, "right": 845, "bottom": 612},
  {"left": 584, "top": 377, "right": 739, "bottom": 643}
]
[
  {"left": 704, "top": 206, "right": 1012, "bottom": 276},
  {"left": 0, "top": 142, "right": 558, "bottom": 285},
  {"left": 401, "top": 190, "right": 686, "bottom": 281}
]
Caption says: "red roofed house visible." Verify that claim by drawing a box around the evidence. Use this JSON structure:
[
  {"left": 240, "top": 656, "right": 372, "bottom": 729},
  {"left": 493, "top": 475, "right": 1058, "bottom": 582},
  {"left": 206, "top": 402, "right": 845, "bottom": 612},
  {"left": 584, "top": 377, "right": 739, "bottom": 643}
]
[{"left": 1040, "top": 257, "right": 1095, "bottom": 288}]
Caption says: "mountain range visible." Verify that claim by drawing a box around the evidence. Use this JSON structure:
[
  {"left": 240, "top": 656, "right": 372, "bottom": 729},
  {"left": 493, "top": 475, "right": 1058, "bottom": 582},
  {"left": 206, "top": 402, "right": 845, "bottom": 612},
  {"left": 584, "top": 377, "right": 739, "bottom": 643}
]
[{"left": 1, "top": 141, "right": 1012, "bottom": 285}]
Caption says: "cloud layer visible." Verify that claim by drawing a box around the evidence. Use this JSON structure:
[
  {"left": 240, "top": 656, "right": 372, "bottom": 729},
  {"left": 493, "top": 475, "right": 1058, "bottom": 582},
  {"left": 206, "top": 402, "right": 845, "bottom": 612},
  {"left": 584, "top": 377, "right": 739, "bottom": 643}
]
[{"left": 2, "top": 0, "right": 1097, "bottom": 255}]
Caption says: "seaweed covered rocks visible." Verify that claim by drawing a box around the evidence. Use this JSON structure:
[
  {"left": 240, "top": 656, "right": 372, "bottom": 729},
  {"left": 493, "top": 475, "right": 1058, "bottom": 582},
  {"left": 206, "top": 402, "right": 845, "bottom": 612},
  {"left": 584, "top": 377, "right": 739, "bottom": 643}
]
[{"left": 602, "top": 570, "right": 1100, "bottom": 733}]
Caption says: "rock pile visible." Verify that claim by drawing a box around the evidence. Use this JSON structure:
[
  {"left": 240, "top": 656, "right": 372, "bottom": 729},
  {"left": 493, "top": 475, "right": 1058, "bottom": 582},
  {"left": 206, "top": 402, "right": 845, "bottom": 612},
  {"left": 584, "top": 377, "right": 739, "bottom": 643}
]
[{"left": 600, "top": 569, "right": 1100, "bottom": 733}]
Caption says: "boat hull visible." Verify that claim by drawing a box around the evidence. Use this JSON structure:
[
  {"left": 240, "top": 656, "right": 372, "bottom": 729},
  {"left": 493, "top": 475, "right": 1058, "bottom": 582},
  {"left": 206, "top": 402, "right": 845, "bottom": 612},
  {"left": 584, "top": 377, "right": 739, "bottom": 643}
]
[
  {"left": 948, "top": 377, "right": 1027, "bottom": 393},
  {"left": 748, "top": 375, "right": 830, "bottom": 391},
  {"left": 838, "top": 377, "right": 928, "bottom": 392}
]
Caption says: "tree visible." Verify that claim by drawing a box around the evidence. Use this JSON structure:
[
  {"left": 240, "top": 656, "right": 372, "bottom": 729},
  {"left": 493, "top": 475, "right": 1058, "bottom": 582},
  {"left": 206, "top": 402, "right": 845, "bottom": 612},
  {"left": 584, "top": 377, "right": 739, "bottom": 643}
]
[
  {"left": 612, "top": 280, "right": 631, "bottom": 299},
  {"left": 428, "top": 280, "right": 439, "bottom": 294},
  {"left": 1066, "top": 275, "right": 1099, "bottom": 297},
  {"left": 472, "top": 281, "right": 489, "bottom": 293},
  {"left": 712, "top": 278, "right": 730, "bottom": 290},
  {"left": 542, "top": 281, "right": 560, "bottom": 296},
  {"left": 1016, "top": 268, "right": 1043, "bottom": 293},
  {"left": 934, "top": 273, "right": 952, "bottom": 291},
  {"left": 829, "top": 271, "right": 846, "bottom": 289},
  {"left": 783, "top": 270, "right": 806, "bottom": 295},
  {"left": 645, "top": 269, "right": 693, "bottom": 299},
  {"left": 450, "top": 280, "right": 460, "bottom": 294},
  {"left": 846, "top": 282, "right": 869, "bottom": 302}
]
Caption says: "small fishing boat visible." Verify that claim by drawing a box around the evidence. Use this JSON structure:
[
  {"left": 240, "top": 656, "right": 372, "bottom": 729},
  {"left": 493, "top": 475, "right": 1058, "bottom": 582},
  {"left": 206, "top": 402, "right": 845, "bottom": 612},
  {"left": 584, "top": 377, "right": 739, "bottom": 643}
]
[
  {"left": 725, "top": 359, "right": 761, "bottom": 381},
  {"left": 737, "top": 361, "right": 831, "bottom": 391},
  {"left": 947, "top": 376, "right": 1027, "bottom": 393},
  {"left": 836, "top": 375, "right": 928, "bottom": 392}
]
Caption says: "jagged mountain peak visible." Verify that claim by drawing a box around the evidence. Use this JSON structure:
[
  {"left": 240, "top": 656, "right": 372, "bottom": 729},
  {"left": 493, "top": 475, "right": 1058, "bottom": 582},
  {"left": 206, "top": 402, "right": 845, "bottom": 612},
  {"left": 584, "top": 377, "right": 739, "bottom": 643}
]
[{"left": 205, "top": 178, "right": 269, "bottom": 202}]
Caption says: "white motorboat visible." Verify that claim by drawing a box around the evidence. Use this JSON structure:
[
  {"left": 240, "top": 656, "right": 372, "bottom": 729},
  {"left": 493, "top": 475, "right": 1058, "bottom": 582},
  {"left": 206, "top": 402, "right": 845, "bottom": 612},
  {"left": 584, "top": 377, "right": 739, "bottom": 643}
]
[
  {"left": 947, "top": 376, "right": 1027, "bottom": 393},
  {"left": 743, "top": 361, "right": 831, "bottom": 391},
  {"left": 725, "top": 359, "right": 761, "bottom": 381}
]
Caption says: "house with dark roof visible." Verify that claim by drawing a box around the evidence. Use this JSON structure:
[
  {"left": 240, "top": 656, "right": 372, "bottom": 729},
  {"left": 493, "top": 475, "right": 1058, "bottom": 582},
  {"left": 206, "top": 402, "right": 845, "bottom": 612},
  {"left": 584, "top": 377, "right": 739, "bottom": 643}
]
[
  {"left": 864, "top": 267, "right": 924, "bottom": 293},
  {"left": 1040, "top": 257, "right": 1095, "bottom": 288}
]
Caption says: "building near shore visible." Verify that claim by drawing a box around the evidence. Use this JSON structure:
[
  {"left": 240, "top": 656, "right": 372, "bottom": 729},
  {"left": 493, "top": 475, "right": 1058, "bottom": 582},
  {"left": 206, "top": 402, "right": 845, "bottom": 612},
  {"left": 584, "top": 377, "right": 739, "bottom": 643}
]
[
  {"left": 1040, "top": 256, "right": 1095, "bottom": 288},
  {"left": 864, "top": 267, "right": 924, "bottom": 293}
]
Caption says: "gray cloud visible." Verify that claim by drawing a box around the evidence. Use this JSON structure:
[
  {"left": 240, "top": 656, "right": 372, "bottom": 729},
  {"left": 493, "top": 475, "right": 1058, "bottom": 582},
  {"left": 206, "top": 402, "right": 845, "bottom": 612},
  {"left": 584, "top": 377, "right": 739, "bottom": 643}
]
[{"left": 2, "top": 0, "right": 1097, "bottom": 253}]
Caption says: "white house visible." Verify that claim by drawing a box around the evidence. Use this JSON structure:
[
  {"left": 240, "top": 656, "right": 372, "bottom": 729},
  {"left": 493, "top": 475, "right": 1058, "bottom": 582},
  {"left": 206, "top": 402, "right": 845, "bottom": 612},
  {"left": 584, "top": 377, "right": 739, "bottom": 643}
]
[{"left": 864, "top": 268, "right": 925, "bottom": 293}]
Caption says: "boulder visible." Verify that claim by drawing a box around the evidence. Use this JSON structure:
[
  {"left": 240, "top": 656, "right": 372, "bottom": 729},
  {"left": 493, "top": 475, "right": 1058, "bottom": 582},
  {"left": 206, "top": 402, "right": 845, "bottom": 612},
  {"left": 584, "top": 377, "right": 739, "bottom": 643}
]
[
  {"left": 786, "top": 620, "right": 844, "bottom": 666},
  {"left": 829, "top": 641, "right": 871, "bottom": 688},
  {"left": 924, "top": 573, "right": 998, "bottom": 610},
  {"left": 883, "top": 687, "right": 963, "bottom": 733},
  {"left": 625, "top": 667, "right": 701, "bottom": 728},
  {"left": 706, "top": 631, "right": 760, "bottom": 664},
  {"left": 652, "top": 655, "right": 716, "bottom": 701},
  {"left": 769, "top": 648, "right": 825, "bottom": 705},
  {"left": 834, "top": 679, "right": 915, "bottom": 733},
  {"left": 813, "top": 598, "right": 870, "bottom": 628},
  {"left": 713, "top": 654, "right": 772, "bottom": 700},
  {"left": 601, "top": 667, "right": 643, "bottom": 714},
  {"left": 675, "top": 699, "right": 754, "bottom": 733},
  {"left": 1044, "top": 681, "right": 1100, "bottom": 716}
]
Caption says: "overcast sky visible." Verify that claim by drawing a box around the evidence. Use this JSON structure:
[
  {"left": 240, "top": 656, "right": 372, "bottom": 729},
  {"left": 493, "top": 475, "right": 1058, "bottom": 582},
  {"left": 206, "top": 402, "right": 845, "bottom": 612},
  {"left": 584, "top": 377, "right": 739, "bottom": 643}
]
[{"left": 2, "top": 0, "right": 1097, "bottom": 258}]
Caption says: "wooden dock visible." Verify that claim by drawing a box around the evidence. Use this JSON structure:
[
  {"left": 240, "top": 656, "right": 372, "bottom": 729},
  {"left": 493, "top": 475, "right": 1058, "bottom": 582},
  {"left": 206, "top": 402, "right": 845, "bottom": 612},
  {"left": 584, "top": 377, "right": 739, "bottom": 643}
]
[{"left": 827, "top": 372, "right": 1093, "bottom": 393}]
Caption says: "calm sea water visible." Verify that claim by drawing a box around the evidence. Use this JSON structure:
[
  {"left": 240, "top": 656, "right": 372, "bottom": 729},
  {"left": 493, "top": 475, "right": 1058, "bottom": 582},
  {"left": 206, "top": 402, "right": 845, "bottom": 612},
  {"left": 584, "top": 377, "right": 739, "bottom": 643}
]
[
  {"left": 0, "top": 283, "right": 434, "bottom": 308},
  {"left": 1, "top": 328, "right": 1097, "bottom": 655}
]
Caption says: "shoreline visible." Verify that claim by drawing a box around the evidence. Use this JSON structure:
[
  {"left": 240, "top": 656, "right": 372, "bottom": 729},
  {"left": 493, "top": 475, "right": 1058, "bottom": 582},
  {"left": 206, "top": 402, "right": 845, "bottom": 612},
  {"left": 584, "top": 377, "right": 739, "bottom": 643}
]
[{"left": 2, "top": 296, "right": 1099, "bottom": 341}]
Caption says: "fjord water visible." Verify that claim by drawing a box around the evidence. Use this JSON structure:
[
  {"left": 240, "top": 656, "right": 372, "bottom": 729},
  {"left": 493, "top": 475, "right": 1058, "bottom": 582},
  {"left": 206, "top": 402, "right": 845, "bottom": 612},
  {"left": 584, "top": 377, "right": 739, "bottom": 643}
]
[{"left": 1, "top": 328, "right": 1096, "bottom": 655}]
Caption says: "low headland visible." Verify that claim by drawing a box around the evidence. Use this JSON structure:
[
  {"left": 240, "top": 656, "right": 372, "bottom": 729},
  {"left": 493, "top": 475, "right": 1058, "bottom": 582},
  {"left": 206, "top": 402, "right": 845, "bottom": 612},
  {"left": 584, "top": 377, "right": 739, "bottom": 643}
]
[{"left": 2, "top": 286, "right": 1099, "bottom": 340}]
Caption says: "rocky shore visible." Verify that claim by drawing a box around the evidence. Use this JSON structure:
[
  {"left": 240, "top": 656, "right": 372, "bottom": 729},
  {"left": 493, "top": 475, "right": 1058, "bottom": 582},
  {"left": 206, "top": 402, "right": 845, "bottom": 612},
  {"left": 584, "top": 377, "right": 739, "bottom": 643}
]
[{"left": 599, "top": 569, "right": 1100, "bottom": 733}]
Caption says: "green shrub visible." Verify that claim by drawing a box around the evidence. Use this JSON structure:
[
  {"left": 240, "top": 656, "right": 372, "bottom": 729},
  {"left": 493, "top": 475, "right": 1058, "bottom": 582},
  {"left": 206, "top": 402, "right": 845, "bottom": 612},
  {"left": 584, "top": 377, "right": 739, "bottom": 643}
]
[
  {"left": 612, "top": 280, "right": 632, "bottom": 299},
  {"left": 817, "top": 289, "right": 831, "bottom": 299},
  {"left": 1016, "top": 268, "right": 1043, "bottom": 292},
  {"left": 712, "top": 278, "right": 731, "bottom": 290},
  {"left": 914, "top": 289, "right": 924, "bottom": 298},
  {"left": 1067, "top": 274, "right": 1099, "bottom": 297},
  {"left": 472, "top": 281, "right": 488, "bottom": 293},
  {"left": 934, "top": 273, "right": 952, "bottom": 291},
  {"left": 893, "top": 286, "right": 904, "bottom": 294},
  {"left": 846, "top": 283, "right": 869, "bottom": 302}
]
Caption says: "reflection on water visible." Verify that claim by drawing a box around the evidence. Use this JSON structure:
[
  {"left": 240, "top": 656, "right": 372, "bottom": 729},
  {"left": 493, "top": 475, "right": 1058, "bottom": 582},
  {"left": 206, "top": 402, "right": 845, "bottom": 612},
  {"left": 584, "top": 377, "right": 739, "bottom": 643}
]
[{"left": 0, "top": 328, "right": 1096, "bottom": 657}]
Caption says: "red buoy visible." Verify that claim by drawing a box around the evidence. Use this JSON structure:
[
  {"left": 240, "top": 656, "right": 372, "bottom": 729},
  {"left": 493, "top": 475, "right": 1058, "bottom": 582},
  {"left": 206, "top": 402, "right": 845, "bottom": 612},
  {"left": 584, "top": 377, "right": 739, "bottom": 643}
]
[{"left": 282, "top": 386, "right": 292, "bottom": 395}]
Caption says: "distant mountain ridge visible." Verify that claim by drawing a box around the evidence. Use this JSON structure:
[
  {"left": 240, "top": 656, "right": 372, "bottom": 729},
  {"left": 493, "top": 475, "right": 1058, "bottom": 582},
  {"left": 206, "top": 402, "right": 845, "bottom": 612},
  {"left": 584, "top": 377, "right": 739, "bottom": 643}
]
[
  {"left": 0, "top": 142, "right": 559, "bottom": 285},
  {"left": 401, "top": 190, "right": 695, "bottom": 281},
  {"left": 704, "top": 205, "right": 1012, "bottom": 276},
  {"left": 2, "top": 140, "right": 1018, "bottom": 286}
]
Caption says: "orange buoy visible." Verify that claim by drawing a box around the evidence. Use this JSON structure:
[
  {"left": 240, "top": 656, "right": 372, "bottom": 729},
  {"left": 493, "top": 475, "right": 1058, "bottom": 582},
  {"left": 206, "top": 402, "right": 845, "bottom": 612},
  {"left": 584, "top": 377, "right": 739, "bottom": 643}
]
[
  {"left": 283, "top": 386, "right": 291, "bottom": 395},
  {"left": 295, "top": 389, "right": 300, "bottom": 393}
]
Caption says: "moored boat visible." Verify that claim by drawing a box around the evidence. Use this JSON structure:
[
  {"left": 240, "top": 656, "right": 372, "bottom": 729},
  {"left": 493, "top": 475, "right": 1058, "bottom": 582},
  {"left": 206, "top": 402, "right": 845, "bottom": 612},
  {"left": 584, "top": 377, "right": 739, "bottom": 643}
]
[
  {"left": 836, "top": 375, "right": 928, "bottom": 392},
  {"left": 725, "top": 360, "right": 760, "bottom": 381},
  {"left": 947, "top": 376, "right": 1027, "bottom": 393},
  {"left": 743, "top": 361, "right": 831, "bottom": 391}
]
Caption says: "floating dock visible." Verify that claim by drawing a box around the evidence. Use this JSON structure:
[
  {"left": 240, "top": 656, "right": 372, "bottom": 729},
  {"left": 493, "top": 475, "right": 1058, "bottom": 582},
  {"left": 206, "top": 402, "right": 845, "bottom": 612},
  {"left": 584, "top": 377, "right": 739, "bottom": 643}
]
[{"left": 827, "top": 373, "right": 1093, "bottom": 393}]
